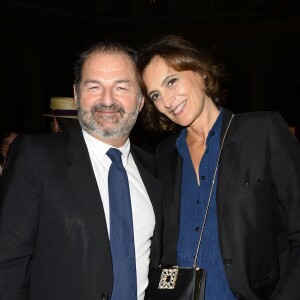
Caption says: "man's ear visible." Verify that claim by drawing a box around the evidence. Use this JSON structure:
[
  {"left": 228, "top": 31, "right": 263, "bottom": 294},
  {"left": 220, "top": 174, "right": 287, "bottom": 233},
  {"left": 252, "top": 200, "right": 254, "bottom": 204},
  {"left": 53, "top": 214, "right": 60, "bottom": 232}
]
[
  {"left": 138, "top": 96, "right": 145, "bottom": 112},
  {"left": 73, "top": 84, "right": 78, "bottom": 106}
]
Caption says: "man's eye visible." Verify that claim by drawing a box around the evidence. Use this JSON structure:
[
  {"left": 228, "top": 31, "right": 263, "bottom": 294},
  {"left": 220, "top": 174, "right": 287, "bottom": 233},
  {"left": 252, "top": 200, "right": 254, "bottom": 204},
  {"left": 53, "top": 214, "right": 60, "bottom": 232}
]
[
  {"left": 89, "top": 86, "right": 98, "bottom": 90},
  {"left": 167, "top": 78, "right": 177, "bottom": 86}
]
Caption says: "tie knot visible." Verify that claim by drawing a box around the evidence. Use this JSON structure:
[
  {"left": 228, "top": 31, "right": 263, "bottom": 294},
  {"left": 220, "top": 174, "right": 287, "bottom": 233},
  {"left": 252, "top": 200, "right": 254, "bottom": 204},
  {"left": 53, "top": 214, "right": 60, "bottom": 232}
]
[{"left": 107, "top": 148, "right": 122, "bottom": 162}]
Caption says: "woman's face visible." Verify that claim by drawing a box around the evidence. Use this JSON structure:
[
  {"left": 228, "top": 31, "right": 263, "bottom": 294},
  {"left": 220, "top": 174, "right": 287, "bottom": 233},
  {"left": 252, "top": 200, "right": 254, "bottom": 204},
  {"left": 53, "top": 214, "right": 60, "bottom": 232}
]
[{"left": 143, "top": 56, "right": 210, "bottom": 127}]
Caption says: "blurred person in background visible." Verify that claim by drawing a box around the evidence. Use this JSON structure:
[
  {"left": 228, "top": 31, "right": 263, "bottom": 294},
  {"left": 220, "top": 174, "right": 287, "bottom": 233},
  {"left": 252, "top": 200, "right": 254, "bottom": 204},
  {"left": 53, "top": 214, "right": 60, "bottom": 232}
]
[{"left": 42, "top": 97, "right": 79, "bottom": 132}]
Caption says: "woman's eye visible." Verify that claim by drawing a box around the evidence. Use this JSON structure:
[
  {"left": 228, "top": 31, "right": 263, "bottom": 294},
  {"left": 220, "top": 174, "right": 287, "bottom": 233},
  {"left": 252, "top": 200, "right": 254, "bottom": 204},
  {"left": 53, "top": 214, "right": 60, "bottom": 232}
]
[
  {"left": 167, "top": 78, "right": 177, "bottom": 86},
  {"left": 150, "top": 93, "right": 159, "bottom": 102}
]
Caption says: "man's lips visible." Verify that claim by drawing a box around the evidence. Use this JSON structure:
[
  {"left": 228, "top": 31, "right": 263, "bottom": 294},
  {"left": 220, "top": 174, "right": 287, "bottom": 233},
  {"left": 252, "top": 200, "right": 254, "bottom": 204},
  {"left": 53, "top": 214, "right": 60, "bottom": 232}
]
[
  {"left": 93, "top": 110, "right": 122, "bottom": 120},
  {"left": 91, "top": 104, "right": 124, "bottom": 115},
  {"left": 96, "top": 110, "right": 119, "bottom": 114}
]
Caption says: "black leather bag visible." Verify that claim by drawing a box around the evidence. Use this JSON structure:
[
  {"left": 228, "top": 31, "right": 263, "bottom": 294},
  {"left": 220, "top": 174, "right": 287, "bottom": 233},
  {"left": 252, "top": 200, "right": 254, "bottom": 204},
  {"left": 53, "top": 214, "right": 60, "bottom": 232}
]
[{"left": 145, "top": 266, "right": 206, "bottom": 300}]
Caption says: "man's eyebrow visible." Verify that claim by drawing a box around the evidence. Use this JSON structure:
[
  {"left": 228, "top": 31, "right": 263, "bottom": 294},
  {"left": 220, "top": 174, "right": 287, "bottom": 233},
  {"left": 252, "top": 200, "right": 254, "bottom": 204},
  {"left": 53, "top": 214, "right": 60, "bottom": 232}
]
[
  {"left": 82, "top": 79, "right": 132, "bottom": 85},
  {"left": 82, "top": 79, "right": 100, "bottom": 85},
  {"left": 114, "top": 79, "right": 132, "bottom": 84}
]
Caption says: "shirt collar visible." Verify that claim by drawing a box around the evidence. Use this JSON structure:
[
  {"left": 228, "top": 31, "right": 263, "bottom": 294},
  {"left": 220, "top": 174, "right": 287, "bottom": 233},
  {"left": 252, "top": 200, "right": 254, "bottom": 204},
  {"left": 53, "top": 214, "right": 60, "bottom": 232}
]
[
  {"left": 206, "top": 109, "right": 222, "bottom": 144},
  {"left": 82, "top": 129, "right": 131, "bottom": 166},
  {"left": 176, "top": 108, "right": 223, "bottom": 148}
]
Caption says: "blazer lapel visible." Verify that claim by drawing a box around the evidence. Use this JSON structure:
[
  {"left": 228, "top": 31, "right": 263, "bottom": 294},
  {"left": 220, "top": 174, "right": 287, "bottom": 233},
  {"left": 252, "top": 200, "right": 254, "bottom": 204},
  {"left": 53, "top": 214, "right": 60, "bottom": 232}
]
[
  {"left": 160, "top": 145, "right": 182, "bottom": 266},
  {"left": 65, "top": 128, "right": 112, "bottom": 264},
  {"left": 172, "top": 148, "right": 182, "bottom": 222},
  {"left": 217, "top": 109, "right": 237, "bottom": 228}
]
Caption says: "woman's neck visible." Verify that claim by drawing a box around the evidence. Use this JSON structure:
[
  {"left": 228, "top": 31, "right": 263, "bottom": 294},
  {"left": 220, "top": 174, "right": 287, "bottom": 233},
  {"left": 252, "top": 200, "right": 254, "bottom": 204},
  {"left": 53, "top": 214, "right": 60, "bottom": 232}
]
[{"left": 186, "top": 102, "right": 220, "bottom": 143}]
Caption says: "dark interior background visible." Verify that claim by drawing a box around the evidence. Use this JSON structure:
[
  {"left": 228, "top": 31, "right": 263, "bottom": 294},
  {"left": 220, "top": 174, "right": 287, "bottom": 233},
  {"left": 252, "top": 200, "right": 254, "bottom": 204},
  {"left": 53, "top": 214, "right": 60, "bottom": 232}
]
[{"left": 1, "top": 0, "right": 300, "bottom": 140}]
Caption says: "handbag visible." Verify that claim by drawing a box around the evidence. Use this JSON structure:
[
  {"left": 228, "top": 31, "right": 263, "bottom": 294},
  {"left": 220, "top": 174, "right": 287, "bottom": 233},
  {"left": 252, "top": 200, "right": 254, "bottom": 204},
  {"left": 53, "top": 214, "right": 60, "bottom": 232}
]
[
  {"left": 145, "top": 114, "right": 234, "bottom": 300},
  {"left": 146, "top": 266, "right": 206, "bottom": 300}
]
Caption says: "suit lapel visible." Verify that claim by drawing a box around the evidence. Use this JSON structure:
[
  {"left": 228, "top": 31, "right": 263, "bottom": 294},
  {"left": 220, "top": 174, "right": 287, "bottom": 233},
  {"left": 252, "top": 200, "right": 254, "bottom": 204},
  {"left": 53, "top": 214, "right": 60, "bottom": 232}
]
[
  {"left": 65, "top": 128, "right": 112, "bottom": 264},
  {"left": 217, "top": 109, "right": 237, "bottom": 228}
]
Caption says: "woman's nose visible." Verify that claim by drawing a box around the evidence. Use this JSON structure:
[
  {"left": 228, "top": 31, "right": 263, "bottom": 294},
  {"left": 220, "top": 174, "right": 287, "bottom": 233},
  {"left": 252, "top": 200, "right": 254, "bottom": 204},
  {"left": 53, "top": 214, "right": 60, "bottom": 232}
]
[{"left": 162, "top": 95, "right": 174, "bottom": 109}]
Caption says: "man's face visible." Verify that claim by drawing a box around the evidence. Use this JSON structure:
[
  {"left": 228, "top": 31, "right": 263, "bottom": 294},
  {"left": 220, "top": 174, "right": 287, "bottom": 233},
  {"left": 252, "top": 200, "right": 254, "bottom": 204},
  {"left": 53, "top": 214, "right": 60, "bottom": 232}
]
[{"left": 74, "top": 52, "right": 143, "bottom": 143}]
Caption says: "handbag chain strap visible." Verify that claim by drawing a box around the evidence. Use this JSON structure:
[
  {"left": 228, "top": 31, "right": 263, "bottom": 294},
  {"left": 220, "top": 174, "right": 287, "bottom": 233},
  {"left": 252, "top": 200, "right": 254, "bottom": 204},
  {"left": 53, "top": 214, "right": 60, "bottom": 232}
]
[{"left": 192, "top": 113, "right": 234, "bottom": 268}]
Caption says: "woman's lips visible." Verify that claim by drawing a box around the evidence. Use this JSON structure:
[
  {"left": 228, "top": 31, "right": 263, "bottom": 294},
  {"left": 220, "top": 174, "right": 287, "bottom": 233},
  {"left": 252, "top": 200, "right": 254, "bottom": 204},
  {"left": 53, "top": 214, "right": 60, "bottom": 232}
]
[{"left": 172, "top": 100, "right": 187, "bottom": 115}]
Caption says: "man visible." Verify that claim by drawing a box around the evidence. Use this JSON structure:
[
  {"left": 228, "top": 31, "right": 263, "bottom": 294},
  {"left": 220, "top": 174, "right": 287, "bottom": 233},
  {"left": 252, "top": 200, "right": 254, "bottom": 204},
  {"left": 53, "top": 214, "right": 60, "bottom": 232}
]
[
  {"left": 42, "top": 97, "right": 79, "bottom": 132},
  {"left": 0, "top": 40, "right": 161, "bottom": 300}
]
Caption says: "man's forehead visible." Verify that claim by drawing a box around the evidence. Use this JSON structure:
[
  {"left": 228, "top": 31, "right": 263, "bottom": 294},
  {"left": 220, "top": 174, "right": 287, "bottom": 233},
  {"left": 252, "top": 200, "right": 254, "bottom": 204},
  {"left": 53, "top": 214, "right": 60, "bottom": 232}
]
[
  {"left": 86, "top": 52, "right": 135, "bottom": 68},
  {"left": 82, "top": 52, "right": 137, "bottom": 82}
]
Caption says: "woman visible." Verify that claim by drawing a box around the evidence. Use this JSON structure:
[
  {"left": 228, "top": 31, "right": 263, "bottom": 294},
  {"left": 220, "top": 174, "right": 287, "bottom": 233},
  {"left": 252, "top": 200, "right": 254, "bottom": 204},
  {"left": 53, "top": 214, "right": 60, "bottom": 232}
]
[{"left": 137, "top": 35, "right": 300, "bottom": 300}]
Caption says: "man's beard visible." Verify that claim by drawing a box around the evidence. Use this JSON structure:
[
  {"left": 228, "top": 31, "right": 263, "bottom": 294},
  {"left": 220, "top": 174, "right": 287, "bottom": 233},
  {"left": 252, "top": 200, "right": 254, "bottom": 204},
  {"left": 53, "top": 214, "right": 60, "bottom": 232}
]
[{"left": 77, "top": 102, "right": 139, "bottom": 140}]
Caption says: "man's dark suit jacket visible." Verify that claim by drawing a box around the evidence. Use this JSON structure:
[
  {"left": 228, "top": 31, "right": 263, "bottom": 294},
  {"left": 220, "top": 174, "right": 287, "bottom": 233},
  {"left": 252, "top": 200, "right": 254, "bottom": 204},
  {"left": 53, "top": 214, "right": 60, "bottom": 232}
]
[
  {"left": 155, "top": 109, "right": 300, "bottom": 300},
  {"left": 0, "top": 127, "right": 161, "bottom": 300}
]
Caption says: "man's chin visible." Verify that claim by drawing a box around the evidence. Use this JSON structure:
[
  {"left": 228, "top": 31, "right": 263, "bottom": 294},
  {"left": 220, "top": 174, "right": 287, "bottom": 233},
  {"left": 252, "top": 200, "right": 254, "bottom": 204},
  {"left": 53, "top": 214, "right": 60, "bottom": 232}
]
[
  {"left": 94, "top": 129, "right": 126, "bottom": 140},
  {"left": 92, "top": 123, "right": 125, "bottom": 137}
]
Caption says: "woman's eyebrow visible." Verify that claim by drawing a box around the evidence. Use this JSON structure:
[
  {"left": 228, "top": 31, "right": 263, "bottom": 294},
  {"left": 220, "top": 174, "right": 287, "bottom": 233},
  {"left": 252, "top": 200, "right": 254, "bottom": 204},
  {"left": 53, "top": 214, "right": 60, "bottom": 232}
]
[{"left": 161, "top": 74, "right": 174, "bottom": 87}]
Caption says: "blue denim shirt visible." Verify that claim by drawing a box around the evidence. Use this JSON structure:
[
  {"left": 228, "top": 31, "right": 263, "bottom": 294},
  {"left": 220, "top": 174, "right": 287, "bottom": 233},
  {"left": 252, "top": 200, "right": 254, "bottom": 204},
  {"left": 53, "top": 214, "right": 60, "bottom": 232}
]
[{"left": 176, "top": 111, "right": 235, "bottom": 300}]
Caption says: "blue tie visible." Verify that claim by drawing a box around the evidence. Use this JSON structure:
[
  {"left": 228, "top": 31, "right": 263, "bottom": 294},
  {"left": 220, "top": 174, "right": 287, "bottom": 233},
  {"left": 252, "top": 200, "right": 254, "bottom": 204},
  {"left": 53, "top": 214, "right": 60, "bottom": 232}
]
[{"left": 107, "top": 148, "right": 137, "bottom": 300}]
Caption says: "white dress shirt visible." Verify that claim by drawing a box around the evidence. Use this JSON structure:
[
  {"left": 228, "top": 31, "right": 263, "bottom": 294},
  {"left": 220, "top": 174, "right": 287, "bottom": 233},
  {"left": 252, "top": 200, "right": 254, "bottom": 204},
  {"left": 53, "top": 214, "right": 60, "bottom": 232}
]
[{"left": 82, "top": 130, "right": 155, "bottom": 300}]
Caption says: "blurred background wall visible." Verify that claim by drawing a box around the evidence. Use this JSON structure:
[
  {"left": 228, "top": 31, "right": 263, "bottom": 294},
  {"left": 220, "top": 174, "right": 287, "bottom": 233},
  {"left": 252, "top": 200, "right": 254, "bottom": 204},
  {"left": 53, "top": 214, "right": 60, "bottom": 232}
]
[{"left": 1, "top": 0, "right": 299, "bottom": 137}]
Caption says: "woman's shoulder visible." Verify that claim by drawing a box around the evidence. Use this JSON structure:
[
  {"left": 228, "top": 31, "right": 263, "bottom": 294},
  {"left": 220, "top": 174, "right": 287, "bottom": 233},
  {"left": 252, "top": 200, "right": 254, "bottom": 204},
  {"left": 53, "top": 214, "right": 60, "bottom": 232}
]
[
  {"left": 234, "top": 110, "right": 282, "bottom": 122},
  {"left": 231, "top": 110, "right": 287, "bottom": 132},
  {"left": 230, "top": 110, "right": 295, "bottom": 147}
]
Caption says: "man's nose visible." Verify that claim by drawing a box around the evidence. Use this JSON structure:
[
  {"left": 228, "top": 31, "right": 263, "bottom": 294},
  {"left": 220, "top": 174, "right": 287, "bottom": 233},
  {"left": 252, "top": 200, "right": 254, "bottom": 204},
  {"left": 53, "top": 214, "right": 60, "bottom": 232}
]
[{"left": 101, "top": 89, "right": 115, "bottom": 106}]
